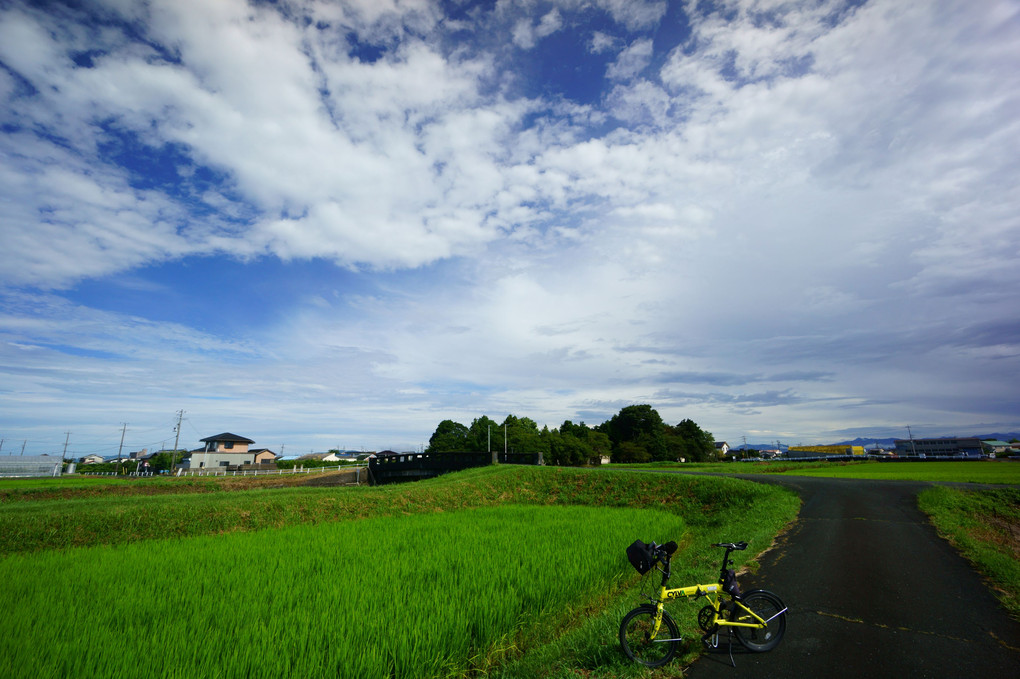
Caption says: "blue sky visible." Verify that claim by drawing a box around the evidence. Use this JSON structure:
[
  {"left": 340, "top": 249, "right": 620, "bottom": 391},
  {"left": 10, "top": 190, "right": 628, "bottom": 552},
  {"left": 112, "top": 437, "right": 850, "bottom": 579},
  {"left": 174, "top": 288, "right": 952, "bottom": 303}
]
[{"left": 1, "top": 0, "right": 1018, "bottom": 457}]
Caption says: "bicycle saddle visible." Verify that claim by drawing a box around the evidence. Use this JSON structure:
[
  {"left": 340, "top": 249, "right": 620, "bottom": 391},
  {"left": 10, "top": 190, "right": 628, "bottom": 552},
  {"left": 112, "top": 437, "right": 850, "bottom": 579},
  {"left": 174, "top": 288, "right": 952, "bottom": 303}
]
[{"left": 713, "top": 541, "right": 748, "bottom": 550}]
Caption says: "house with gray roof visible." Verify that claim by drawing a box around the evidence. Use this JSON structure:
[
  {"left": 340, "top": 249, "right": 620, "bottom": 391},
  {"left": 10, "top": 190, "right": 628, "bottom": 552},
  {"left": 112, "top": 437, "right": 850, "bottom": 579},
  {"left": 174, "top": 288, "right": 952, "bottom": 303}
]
[{"left": 189, "top": 433, "right": 259, "bottom": 470}]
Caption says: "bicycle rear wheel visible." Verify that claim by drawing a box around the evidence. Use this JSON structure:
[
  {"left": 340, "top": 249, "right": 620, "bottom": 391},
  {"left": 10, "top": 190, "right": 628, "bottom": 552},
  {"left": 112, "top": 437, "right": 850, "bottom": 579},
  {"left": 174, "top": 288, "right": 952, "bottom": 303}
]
[
  {"left": 731, "top": 590, "right": 786, "bottom": 652},
  {"left": 619, "top": 605, "right": 681, "bottom": 667}
]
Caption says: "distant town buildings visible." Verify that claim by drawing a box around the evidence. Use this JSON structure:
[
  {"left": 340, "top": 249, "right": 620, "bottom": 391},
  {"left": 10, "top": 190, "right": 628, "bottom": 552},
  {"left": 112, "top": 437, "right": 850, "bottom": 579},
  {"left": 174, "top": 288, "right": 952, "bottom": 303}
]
[{"left": 893, "top": 437, "right": 983, "bottom": 457}]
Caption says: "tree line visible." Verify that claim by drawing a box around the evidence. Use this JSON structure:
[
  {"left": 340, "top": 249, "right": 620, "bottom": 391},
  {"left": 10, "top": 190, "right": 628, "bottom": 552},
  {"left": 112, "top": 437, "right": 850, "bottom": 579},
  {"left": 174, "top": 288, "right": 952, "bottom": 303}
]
[{"left": 425, "top": 405, "right": 716, "bottom": 465}]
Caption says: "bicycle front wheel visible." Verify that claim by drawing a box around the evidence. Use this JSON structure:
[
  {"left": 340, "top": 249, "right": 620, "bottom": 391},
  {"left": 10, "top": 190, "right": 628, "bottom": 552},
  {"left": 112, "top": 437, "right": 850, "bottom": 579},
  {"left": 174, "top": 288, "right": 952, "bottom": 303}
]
[
  {"left": 731, "top": 590, "right": 786, "bottom": 652},
  {"left": 619, "top": 605, "right": 681, "bottom": 667}
]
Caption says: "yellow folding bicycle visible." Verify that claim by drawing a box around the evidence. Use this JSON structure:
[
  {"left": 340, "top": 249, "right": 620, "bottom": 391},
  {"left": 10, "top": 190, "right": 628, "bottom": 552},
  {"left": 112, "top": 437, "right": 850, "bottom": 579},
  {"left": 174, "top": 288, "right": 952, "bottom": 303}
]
[{"left": 619, "top": 540, "right": 788, "bottom": 667}]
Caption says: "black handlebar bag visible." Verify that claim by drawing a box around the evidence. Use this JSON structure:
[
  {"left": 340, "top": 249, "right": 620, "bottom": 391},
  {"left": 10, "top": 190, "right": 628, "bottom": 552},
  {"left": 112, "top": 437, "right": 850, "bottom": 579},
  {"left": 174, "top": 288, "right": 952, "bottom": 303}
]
[{"left": 627, "top": 540, "right": 655, "bottom": 574}]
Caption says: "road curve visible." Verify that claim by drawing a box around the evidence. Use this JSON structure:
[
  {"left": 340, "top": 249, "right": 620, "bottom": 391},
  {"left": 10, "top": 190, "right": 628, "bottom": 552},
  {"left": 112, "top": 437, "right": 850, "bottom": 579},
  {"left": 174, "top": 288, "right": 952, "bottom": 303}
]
[{"left": 676, "top": 474, "right": 1020, "bottom": 678}]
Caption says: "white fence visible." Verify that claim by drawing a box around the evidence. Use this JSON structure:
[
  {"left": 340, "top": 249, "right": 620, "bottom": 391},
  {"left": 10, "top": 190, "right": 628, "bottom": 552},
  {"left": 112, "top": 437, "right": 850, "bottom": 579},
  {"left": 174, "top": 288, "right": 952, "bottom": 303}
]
[
  {"left": 179, "top": 465, "right": 366, "bottom": 478},
  {"left": 78, "top": 465, "right": 367, "bottom": 480}
]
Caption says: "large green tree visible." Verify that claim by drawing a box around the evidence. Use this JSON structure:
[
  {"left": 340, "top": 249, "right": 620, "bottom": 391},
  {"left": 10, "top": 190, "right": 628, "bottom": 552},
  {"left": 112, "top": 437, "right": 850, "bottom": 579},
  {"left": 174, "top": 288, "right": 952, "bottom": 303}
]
[
  {"left": 423, "top": 408, "right": 714, "bottom": 466},
  {"left": 467, "top": 416, "right": 501, "bottom": 453},
  {"left": 668, "top": 418, "right": 716, "bottom": 462},
  {"left": 501, "top": 415, "right": 547, "bottom": 456},
  {"left": 426, "top": 420, "right": 470, "bottom": 453},
  {"left": 600, "top": 404, "right": 669, "bottom": 461},
  {"left": 552, "top": 420, "right": 611, "bottom": 465},
  {"left": 544, "top": 428, "right": 588, "bottom": 466}
]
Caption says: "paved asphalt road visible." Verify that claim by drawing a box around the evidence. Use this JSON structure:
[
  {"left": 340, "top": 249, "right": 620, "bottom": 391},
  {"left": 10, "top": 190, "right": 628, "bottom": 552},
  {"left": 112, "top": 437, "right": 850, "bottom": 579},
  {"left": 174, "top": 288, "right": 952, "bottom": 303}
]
[{"left": 676, "top": 475, "right": 1020, "bottom": 678}]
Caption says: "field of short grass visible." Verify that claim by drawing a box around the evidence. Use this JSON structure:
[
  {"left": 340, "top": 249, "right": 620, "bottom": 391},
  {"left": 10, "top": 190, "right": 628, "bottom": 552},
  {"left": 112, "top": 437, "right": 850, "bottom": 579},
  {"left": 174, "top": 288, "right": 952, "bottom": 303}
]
[
  {"left": 773, "top": 460, "right": 1020, "bottom": 483},
  {"left": 612, "top": 459, "right": 1020, "bottom": 484}
]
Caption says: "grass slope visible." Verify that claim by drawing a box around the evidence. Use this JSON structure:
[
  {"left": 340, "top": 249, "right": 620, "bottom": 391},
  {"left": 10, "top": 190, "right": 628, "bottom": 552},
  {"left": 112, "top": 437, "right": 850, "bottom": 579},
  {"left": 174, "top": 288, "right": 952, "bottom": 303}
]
[
  {"left": 918, "top": 486, "right": 1020, "bottom": 620},
  {"left": 1, "top": 465, "right": 796, "bottom": 555}
]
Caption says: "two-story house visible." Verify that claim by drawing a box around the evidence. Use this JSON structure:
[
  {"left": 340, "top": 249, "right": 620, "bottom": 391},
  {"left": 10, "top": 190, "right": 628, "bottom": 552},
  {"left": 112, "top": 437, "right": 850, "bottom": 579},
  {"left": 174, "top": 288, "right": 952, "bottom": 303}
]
[{"left": 189, "top": 433, "right": 259, "bottom": 469}]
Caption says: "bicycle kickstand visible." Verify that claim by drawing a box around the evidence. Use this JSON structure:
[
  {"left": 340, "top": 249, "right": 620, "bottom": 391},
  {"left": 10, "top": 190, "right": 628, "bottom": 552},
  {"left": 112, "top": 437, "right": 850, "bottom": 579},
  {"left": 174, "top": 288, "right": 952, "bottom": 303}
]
[{"left": 700, "top": 629, "right": 737, "bottom": 668}]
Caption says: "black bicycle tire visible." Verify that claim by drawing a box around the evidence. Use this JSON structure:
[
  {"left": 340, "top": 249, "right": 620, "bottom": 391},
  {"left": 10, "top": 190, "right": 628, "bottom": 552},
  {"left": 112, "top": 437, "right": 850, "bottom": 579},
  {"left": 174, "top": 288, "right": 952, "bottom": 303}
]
[
  {"left": 619, "top": 605, "right": 681, "bottom": 667},
  {"left": 731, "top": 590, "right": 786, "bottom": 652}
]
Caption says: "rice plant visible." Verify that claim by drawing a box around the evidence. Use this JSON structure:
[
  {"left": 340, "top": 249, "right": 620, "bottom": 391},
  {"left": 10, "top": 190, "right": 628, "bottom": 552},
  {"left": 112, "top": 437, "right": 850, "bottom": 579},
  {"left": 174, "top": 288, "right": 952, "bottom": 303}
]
[{"left": 0, "top": 504, "right": 682, "bottom": 679}]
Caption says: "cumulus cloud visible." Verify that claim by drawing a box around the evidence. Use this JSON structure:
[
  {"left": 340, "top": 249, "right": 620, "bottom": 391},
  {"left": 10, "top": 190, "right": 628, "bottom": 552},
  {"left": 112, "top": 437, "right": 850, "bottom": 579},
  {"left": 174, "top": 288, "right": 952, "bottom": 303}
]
[
  {"left": 0, "top": 0, "right": 524, "bottom": 285},
  {"left": 1, "top": 0, "right": 1018, "bottom": 452}
]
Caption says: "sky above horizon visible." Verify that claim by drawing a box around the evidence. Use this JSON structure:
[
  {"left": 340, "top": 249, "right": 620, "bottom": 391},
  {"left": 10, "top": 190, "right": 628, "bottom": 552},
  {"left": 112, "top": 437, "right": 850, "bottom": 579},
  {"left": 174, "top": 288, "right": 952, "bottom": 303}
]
[{"left": 1, "top": 0, "right": 1018, "bottom": 457}]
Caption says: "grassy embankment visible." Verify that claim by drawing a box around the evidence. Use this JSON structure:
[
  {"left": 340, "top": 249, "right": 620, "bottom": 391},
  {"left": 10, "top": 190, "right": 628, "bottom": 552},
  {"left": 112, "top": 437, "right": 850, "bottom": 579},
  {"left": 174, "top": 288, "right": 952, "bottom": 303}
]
[
  {"left": 0, "top": 465, "right": 799, "bottom": 678},
  {"left": 918, "top": 485, "right": 1020, "bottom": 620}
]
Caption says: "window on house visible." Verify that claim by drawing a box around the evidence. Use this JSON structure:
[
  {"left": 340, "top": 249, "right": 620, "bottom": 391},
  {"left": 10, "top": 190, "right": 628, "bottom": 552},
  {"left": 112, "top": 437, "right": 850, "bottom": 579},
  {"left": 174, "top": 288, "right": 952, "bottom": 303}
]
[{"left": 224, "top": 442, "right": 234, "bottom": 450}]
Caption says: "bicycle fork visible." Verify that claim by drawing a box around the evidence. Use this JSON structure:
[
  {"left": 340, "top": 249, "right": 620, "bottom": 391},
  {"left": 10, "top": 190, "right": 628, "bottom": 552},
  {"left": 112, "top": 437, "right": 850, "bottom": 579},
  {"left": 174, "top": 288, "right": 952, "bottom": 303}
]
[{"left": 649, "top": 605, "right": 683, "bottom": 644}]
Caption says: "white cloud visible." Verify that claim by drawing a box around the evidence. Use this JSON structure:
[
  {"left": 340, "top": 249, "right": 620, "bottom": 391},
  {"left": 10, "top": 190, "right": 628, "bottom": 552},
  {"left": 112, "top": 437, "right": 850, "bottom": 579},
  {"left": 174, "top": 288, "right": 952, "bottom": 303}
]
[
  {"left": 512, "top": 8, "right": 564, "bottom": 49},
  {"left": 595, "top": 0, "right": 667, "bottom": 31},
  {"left": 606, "top": 38, "right": 653, "bottom": 81},
  {"left": 1, "top": 0, "right": 1018, "bottom": 451},
  {"left": 0, "top": 0, "right": 530, "bottom": 284},
  {"left": 589, "top": 31, "right": 616, "bottom": 54}
]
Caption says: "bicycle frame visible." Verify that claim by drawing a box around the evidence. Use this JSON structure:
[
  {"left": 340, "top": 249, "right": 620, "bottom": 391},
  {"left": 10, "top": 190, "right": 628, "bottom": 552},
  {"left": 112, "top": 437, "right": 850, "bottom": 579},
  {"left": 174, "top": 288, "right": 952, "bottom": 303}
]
[
  {"left": 653, "top": 582, "right": 771, "bottom": 632},
  {"left": 644, "top": 550, "right": 774, "bottom": 640}
]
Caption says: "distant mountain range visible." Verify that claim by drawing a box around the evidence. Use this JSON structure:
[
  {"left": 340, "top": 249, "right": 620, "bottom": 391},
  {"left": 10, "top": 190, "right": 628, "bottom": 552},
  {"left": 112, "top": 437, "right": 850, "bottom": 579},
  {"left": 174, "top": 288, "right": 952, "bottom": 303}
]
[
  {"left": 836, "top": 433, "right": 1020, "bottom": 448},
  {"left": 734, "top": 433, "right": 1019, "bottom": 451}
]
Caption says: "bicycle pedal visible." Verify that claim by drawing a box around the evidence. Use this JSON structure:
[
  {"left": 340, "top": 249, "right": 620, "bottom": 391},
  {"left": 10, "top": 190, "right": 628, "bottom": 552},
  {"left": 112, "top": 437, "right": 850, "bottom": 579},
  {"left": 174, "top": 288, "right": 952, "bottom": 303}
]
[{"left": 701, "top": 632, "right": 719, "bottom": 649}]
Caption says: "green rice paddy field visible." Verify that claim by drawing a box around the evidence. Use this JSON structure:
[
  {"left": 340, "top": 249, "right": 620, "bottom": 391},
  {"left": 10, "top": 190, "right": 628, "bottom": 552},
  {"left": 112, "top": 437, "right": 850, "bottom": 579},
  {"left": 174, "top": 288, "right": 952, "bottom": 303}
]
[
  {"left": 625, "top": 459, "right": 1020, "bottom": 484},
  {"left": 0, "top": 466, "right": 800, "bottom": 679}
]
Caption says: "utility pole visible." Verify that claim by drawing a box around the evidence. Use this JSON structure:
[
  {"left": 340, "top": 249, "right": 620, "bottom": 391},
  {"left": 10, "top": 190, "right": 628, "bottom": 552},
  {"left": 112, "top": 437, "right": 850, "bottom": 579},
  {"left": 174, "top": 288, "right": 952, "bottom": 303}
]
[
  {"left": 21, "top": 440, "right": 27, "bottom": 455},
  {"left": 170, "top": 410, "right": 184, "bottom": 473},
  {"left": 907, "top": 426, "right": 917, "bottom": 457},
  {"left": 117, "top": 424, "right": 127, "bottom": 474},
  {"left": 62, "top": 432, "right": 71, "bottom": 460}
]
